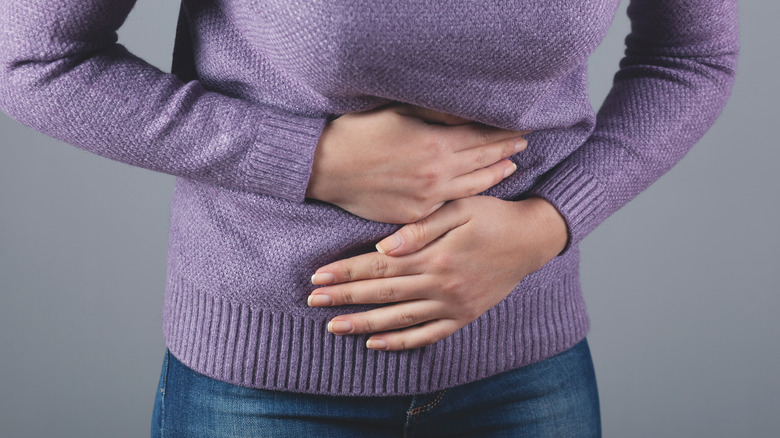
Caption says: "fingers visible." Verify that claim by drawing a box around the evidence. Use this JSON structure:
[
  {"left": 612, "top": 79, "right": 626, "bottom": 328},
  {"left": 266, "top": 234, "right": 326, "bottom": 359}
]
[
  {"left": 326, "top": 300, "right": 445, "bottom": 336},
  {"left": 366, "top": 319, "right": 462, "bottom": 351},
  {"left": 445, "top": 158, "right": 517, "bottom": 200},
  {"left": 325, "top": 298, "right": 461, "bottom": 351},
  {"left": 450, "top": 136, "right": 526, "bottom": 176},
  {"left": 312, "top": 252, "right": 423, "bottom": 285},
  {"left": 308, "top": 276, "right": 432, "bottom": 307},
  {"left": 389, "top": 102, "right": 531, "bottom": 153},
  {"left": 375, "top": 203, "right": 470, "bottom": 256},
  {"left": 435, "top": 122, "right": 531, "bottom": 153}
]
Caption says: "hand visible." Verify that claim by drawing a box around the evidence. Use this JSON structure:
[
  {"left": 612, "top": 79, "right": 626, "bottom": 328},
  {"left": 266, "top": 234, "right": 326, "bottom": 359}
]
[
  {"left": 307, "top": 196, "right": 569, "bottom": 351},
  {"left": 305, "top": 102, "right": 531, "bottom": 223}
]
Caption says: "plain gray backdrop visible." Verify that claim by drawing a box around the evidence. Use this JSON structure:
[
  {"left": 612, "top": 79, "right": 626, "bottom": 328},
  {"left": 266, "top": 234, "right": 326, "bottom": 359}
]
[{"left": 1, "top": 1, "right": 777, "bottom": 437}]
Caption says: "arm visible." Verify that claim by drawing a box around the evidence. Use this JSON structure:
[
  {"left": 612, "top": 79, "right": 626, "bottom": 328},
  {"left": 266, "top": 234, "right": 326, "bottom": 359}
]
[
  {"left": 527, "top": 0, "right": 740, "bottom": 252},
  {"left": 0, "top": 1, "right": 530, "bottom": 214},
  {"left": 0, "top": 0, "right": 326, "bottom": 202},
  {"left": 308, "top": 0, "right": 739, "bottom": 350}
]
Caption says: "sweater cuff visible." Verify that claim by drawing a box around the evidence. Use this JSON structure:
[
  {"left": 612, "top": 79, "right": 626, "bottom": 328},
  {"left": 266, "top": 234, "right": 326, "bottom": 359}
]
[
  {"left": 243, "top": 107, "right": 328, "bottom": 203},
  {"left": 526, "top": 161, "right": 609, "bottom": 254}
]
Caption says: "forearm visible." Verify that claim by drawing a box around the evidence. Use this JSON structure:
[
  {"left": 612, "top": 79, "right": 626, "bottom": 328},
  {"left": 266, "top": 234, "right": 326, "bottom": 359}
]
[{"left": 0, "top": 0, "right": 327, "bottom": 201}]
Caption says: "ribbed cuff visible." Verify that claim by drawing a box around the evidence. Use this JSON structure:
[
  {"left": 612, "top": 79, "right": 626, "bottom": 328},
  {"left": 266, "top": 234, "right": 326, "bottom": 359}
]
[
  {"left": 526, "top": 161, "right": 609, "bottom": 254},
  {"left": 162, "top": 261, "right": 590, "bottom": 397},
  {"left": 243, "top": 108, "right": 328, "bottom": 203}
]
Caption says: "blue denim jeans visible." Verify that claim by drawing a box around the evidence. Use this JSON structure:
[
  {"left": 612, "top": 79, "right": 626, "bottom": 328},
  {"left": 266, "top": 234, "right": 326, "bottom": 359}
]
[{"left": 151, "top": 338, "right": 600, "bottom": 437}]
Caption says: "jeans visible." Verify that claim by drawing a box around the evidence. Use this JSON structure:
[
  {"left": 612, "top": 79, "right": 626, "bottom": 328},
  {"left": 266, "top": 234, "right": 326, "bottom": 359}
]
[{"left": 151, "top": 338, "right": 600, "bottom": 437}]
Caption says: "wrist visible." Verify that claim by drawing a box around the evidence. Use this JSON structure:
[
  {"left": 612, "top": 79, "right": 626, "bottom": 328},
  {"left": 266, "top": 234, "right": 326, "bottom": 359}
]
[
  {"left": 522, "top": 196, "right": 569, "bottom": 259},
  {"left": 305, "top": 123, "right": 339, "bottom": 203}
]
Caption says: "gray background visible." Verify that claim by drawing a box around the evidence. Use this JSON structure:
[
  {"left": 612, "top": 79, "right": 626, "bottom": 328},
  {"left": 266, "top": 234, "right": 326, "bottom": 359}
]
[{"left": 1, "top": 1, "right": 777, "bottom": 437}]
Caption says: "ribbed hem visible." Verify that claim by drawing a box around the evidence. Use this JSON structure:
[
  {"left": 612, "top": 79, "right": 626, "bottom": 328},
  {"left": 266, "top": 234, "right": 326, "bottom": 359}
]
[
  {"left": 527, "top": 161, "right": 609, "bottom": 253},
  {"left": 162, "top": 266, "right": 590, "bottom": 396},
  {"left": 243, "top": 108, "right": 327, "bottom": 203}
]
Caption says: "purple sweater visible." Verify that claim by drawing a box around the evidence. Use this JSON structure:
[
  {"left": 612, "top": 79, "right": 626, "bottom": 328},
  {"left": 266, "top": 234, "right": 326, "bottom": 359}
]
[{"left": 0, "top": 0, "right": 738, "bottom": 396}]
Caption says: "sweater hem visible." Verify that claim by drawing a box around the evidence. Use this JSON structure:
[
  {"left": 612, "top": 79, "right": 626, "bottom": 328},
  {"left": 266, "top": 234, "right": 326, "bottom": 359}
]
[{"left": 162, "top": 265, "right": 590, "bottom": 396}]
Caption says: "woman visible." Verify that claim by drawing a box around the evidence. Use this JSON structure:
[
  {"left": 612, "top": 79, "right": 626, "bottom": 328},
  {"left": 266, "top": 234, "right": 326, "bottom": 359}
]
[{"left": 0, "top": 0, "right": 738, "bottom": 436}]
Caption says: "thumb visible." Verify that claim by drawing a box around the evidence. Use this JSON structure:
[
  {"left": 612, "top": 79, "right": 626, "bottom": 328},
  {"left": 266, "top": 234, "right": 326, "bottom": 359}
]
[{"left": 376, "top": 203, "right": 469, "bottom": 256}]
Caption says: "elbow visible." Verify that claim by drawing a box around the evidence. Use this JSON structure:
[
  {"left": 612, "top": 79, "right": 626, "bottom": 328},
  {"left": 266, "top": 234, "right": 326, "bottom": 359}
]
[
  {"left": 0, "top": 55, "right": 44, "bottom": 123},
  {"left": 0, "top": 44, "right": 79, "bottom": 123},
  {"left": 0, "top": 2, "right": 125, "bottom": 122},
  {"left": 0, "top": 57, "right": 27, "bottom": 121},
  {"left": 701, "top": 43, "right": 740, "bottom": 108},
  {"left": 0, "top": 14, "right": 44, "bottom": 118},
  {"left": 705, "top": 34, "right": 740, "bottom": 84},
  {"left": 0, "top": 30, "right": 46, "bottom": 119}
]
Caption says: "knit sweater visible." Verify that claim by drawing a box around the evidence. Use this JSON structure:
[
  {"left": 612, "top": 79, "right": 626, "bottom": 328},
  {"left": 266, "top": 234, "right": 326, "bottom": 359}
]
[{"left": 0, "top": 0, "right": 738, "bottom": 396}]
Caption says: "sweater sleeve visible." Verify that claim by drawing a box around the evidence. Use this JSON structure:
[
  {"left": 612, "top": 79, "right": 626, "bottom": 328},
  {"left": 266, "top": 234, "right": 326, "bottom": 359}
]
[
  {"left": 526, "top": 0, "right": 739, "bottom": 253},
  {"left": 0, "top": 0, "right": 327, "bottom": 202}
]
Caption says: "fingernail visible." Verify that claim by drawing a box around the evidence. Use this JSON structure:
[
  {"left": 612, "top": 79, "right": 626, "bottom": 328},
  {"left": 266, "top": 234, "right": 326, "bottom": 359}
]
[
  {"left": 311, "top": 273, "right": 335, "bottom": 285},
  {"left": 366, "top": 339, "right": 388, "bottom": 350},
  {"left": 514, "top": 139, "right": 527, "bottom": 153},
  {"left": 307, "top": 294, "right": 333, "bottom": 306},
  {"left": 327, "top": 320, "right": 353, "bottom": 334},
  {"left": 503, "top": 162, "right": 517, "bottom": 178},
  {"left": 376, "top": 234, "right": 403, "bottom": 254}
]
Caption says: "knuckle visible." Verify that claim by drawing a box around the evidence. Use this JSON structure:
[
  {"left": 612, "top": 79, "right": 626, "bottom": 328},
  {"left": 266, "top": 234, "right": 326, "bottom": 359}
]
[
  {"left": 474, "top": 146, "right": 489, "bottom": 167},
  {"left": 454, "top": 282, "right": 472, "bottom": 300},
  {"left": 441, "top": 276, "right": 464, "bottom": 294},
  {"left": 397, "top": 312, "right": 417, "bottom": 327},
  {"left": 405, "top": 221, "right": 428, "bottom": 243},
  {"left": 430, "top": 253, "right": 454, "bottom": 272},
  {"left": 340, "top": 265, "right": 355, "bottom": 282},
  {"left": 338, "top": 288, "right": 355, "bottom": 305},
  {"left": 477, "top": 126, "right": 491, "bottom": 144},
  {"left": 415, "top": 184, "right": 436, "bottom": 202},
  {"left": 369, "top": 255, "right": 392, "bottom": 278},
  {"left": 377, "top": 284, "right": 399, "bottom": 303},
  {"left": 427, "top": 133, "right": 449, "bottom": 156},
  {"left": 362, "top": 318, "right": 376, "bottom": 334},
  {"left": 420, "top": 164, "right": 444, "bottom": 187}
]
